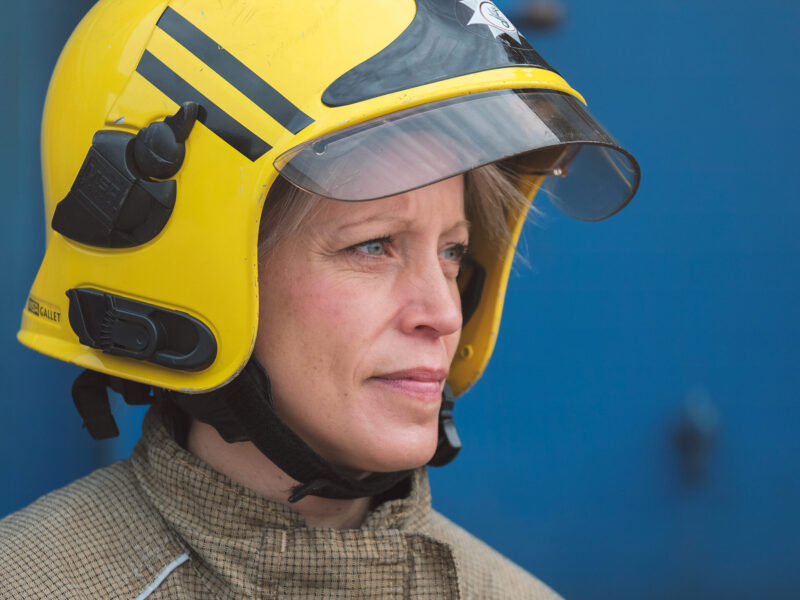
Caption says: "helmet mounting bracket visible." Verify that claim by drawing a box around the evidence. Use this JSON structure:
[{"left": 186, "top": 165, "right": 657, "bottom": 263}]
[{"left": 51, "top": 102, "right": 199, "bottom": 249}]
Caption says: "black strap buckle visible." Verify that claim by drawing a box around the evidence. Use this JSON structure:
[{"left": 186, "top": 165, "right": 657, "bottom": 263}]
[
  {"left": 71, "top": 370, "right": 120, "bottom": 440},
  {"left": 428, "top": 383, "right": 462, "bottom": 467},
  {"left": 71, "top": 369, "right": 156, "bottom": 440}
]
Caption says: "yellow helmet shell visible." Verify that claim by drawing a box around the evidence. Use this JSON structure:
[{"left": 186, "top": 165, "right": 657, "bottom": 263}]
[{"left": 20, "top": 0, "right": 636, "bottom": 395}]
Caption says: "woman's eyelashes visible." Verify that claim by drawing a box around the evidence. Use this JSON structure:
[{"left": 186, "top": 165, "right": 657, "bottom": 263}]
[
  {"left": 346, "top": 237, "right": 469, "bottom": 267},
  {"left": 348, "top": 236, "right": 393, "bottom": 257},
  {"left": 441, "top": 243, "right": 468, "bottom": 264}
]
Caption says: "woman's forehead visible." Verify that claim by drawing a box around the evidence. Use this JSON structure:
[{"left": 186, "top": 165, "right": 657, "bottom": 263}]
[{"left": 308, "top": 175, "right": 467, "bottom": 232}]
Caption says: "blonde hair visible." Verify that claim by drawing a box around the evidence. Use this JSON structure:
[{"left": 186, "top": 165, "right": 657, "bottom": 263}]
[{"left": 258, "top": 163, "right": 531, "bottom": 260}]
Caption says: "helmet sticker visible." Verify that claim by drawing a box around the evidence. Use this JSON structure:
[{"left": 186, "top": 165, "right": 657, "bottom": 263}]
[
  {"left": 26, "top": 296, "right": 62, "bottom": 325},
  {"left": 458, "top": 0, "right": 522, "bottom": 44},
  {"left": 156, "top": 8, "right": 313, "bottom": 135},
  {"left": 136, "top": 51, "right": 271, "bottom": 161}
]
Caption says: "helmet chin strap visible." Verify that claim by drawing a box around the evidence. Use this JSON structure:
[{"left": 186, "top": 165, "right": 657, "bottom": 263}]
[
  {"left": 169, "top": 358, "right": 415, "bottom": 502},
  {"left": 70, "top": 357, "right": 462, "bottom": 502}
]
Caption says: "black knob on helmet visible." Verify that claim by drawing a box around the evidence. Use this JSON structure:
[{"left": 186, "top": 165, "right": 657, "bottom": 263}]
[{"left": 133, "top": 101, "right": 199, "bottom": 179}]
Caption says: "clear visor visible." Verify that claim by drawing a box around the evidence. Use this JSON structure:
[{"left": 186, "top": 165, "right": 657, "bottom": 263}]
[{"left": 274, "top": 90, "right": 640, "bottom": 221}]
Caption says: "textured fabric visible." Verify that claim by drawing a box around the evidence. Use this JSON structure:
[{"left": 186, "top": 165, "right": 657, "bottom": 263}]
[{"left": 0, "top": 408, "right": 562, "bottom": 599}]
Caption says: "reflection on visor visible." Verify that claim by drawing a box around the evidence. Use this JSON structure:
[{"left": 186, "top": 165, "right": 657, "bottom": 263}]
[{"left": 274, "top": 90, "right": 640, "bottom": 221}]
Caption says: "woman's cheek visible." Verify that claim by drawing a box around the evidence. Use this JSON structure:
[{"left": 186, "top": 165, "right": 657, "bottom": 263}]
[
  {"left": 293, "top": 276, "right": 357, "bottom": 329},
  {"left": 298, "top": 270, "right": 388, "bottom": 331}
]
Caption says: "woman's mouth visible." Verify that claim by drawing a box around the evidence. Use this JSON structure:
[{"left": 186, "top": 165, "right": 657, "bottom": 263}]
[{"left": 370, "top": 367, "right": 448, "bottom": 399}]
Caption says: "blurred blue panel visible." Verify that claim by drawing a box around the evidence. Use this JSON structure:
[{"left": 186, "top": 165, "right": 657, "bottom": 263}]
[
  {"left": 430, "top": 0, "right": 800, "bottom": 598},
  {"left": 0, "top": 0, "right": 145, "bottom": 518}
]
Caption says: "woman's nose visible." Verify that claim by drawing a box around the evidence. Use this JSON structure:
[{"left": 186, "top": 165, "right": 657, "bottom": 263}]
[{"left": 397, "top": 255, "right": 462, "bottom": 338}]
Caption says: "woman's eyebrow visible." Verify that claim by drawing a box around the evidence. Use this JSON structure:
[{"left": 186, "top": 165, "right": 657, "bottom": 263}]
[
  {"left": 446, "top": 219, "right": 471, "bottom": 233},
  {"left": 334, "top": 215, "right": 415, "bottom": 234},
  {"left": 335, "top": 217, "right": 471, "bottom": 235}
]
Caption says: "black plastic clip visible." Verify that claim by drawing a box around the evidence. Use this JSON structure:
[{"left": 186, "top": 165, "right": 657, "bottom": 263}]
[
  {"left": 51, "top": 102, "right": 199, "bottom": 248},
  {"left": 428, "top": 383, "right": 462, "bottom": 467}
]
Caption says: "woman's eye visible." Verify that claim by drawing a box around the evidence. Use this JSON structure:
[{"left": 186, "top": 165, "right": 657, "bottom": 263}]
[
  {"left": 442, "top": 243, "right": 468, "bottom": 263},
  {"left": 352, "top": 238, "right": 389, "bottom": 256}
]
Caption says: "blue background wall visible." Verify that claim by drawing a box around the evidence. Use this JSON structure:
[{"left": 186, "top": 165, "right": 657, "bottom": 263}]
[{"left": 2, "top": 1, "right": 798, "bottom": 598}]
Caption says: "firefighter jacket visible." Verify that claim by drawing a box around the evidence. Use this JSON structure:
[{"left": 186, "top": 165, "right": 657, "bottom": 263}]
[{"left": 0, "top": 407, "right": 562, "bottom": 599}]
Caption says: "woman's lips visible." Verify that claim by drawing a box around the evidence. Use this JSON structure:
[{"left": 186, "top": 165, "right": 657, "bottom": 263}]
[{"left": 370, "top": 368, "right": 448, "bottom": 398}]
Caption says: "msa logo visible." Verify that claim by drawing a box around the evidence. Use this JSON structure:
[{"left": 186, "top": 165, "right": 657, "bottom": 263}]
[{"left": 75, "top": 151, "right": 130, "bottom": 224}]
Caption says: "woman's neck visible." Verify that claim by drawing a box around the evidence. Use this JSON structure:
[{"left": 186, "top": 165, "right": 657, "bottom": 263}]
[{"left": 186, "top": 419, "right": 371, "bottom": 530}]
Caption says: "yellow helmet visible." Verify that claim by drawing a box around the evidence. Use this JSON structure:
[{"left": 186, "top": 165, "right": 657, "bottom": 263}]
[{"left": 20, "top": 0, "right": 639, "bottom": 397}]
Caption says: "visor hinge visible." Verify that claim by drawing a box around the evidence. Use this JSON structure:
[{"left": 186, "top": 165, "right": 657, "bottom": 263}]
[
  {"left": 66, "top": 288, "right": 217, "bottom": 371},
  {"left": 98, "top": 305, "right": 160, "bottom": 361}
]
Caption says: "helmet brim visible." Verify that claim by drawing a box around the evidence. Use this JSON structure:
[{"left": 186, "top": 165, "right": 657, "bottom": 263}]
[{"left": 274, "top": 89, "right": 640, "bottom": 221}]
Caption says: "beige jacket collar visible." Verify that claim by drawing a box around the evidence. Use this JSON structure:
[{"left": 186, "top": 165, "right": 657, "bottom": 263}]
[{"left": 131, "top": 408, "right": 458, "bottom": 599}]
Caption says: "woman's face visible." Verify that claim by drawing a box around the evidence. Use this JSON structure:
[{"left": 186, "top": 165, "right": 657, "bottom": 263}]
[{"left": 254, "top": 175, "right": 467, "bottom": 474}]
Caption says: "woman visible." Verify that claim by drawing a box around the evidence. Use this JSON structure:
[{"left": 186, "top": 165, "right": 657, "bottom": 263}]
[{"left": 1, "top": 0, "right": 639, "bottom": 597}]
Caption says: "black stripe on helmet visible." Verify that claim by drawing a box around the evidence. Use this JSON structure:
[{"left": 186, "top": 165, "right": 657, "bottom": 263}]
[
  {"left": 157, "top": 7, "right": 313, "bottom": 134},
  {"left": 136, "top": 50, "right": 271, "bottom": 161}
]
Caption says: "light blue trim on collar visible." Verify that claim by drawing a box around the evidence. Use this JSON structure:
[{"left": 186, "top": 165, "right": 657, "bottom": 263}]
[{"left": 133, "top": 553, "right": 190, "bottom": 600}]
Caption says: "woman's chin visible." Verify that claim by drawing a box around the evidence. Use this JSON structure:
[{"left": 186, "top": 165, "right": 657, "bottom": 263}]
[{"left": 331, "top": 429, "right": 440, "bottom": 475}]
